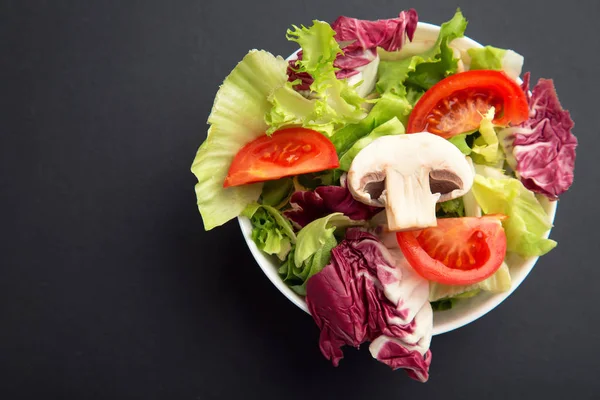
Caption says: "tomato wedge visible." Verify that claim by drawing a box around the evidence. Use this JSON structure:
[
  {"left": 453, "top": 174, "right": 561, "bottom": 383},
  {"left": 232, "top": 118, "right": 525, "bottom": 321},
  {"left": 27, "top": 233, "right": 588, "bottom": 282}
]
[
  {"left": 406, "top": 70, "right": 529, "bottom": 138},
  {"left": 224, "top": 127, "right": 339, "bottom": 188},
  {"left": 396, "top": 215, "right": 507, "bottom": 285}
]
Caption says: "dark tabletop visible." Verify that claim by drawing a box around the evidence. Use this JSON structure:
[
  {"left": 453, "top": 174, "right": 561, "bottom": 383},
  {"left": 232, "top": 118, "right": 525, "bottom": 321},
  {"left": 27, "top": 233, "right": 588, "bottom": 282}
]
[{"left": 2, "top": 0, "right": 599, "bottom": 399}]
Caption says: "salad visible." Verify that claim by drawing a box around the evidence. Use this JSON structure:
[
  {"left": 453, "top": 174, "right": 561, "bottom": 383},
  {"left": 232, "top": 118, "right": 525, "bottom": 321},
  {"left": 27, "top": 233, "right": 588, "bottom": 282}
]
[{"left": 191, "top": 9, "right": 577, "bottom": 382}]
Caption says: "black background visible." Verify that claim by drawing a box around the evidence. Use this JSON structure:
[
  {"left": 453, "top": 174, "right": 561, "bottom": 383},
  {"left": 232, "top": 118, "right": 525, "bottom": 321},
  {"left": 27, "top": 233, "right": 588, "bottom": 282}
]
[{"left": 2, "top": 0, "right": 599, "bottom": 399}]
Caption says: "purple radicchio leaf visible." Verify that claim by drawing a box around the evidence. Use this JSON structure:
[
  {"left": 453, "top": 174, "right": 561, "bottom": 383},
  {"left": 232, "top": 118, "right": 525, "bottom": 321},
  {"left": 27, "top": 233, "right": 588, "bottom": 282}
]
[
  {"left": 305, "top": 228, "right": 432, "bottom": 382},
  {"left": 287, "top": 9, "right": 418, "bottom": 89},
  {"left": 283, "top": 185, "right": 381, "bottom": 228},
  {"left": 504, "top": 72, "right": 577, "bottom": 199}
]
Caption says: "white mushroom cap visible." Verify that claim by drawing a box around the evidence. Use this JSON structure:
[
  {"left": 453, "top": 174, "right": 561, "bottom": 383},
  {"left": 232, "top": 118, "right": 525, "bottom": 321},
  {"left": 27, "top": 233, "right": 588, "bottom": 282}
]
[{"left": 347, "top": 132, "right": 475, "bottom": 231}]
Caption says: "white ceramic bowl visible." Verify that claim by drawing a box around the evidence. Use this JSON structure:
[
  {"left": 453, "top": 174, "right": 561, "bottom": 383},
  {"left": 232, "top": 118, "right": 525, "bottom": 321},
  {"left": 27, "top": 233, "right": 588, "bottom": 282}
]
[{"left": 238, "top": 22, "right": 558, "bottom": 335}]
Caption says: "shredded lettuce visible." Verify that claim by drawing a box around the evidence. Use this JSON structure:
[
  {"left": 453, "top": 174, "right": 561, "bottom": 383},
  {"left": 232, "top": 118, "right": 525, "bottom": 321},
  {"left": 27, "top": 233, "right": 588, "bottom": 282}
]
[
  {"left": 338, "top": 117, "right": 405, "bottom": 170},
  {"left": 376, "top": 9, "right": 468, "bottom": 96},
  {"left": 265, "top": 20, "right": 366, "bottom": 136},
  {"left": 471, "top": 170, "right": 557, "bottom": 257},
  {"left": 242, "top": 203, "right": 296, "bottom": 261},
  {"left": 191, "top": 50, "right": 289, "bottom": 230}
]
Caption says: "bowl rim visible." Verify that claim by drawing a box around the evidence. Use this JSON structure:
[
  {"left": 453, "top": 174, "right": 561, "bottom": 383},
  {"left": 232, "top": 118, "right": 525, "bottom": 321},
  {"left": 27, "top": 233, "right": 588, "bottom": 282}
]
[{"left": 237, "top": 21, "right": 558, "bottom": 335}]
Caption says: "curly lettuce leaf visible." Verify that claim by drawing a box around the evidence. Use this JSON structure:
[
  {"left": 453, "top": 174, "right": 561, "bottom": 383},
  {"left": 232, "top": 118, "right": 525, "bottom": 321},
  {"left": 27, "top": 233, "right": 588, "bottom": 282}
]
[
  {"left": 436, "top": 198, "right": 465, "bottom": 218},
  {"left": 242, "top": 203, "right": 296, "bottom": 261},
  {"left": 471, "top": 170, "right": 556, "bottom": 257},
  {"left": 266, "top": 21, "right": 366, "bottom": 136},
  {"left": 191, "top": 50, "right": 289, "bottom": 230},
  {"left": 376, "top": 9, "right": 467, "bottom": 96}
]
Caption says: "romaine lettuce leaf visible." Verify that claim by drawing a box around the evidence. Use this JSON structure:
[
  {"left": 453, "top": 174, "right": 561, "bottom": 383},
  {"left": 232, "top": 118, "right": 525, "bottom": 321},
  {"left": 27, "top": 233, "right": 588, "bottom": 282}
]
[
  {"left": 471, "top": 171, "right": 557, "bottom": 257},
  {"left": 265, "top": 21, "right": 366, "bottom": 136},
  {"left": 242, "top": 203, "right": 296, "bottom": 261},
  {"left": 376, "top": 9, "right": 467, "bottom": 96},
  {"left": 191, "top": 50, "right": 289, "bottom": 230}
]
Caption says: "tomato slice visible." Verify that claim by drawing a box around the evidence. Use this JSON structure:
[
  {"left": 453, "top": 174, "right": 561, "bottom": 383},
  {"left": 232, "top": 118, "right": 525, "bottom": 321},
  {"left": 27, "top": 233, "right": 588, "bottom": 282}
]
[
  {"left": 406, "top": 70, "right": 529, "bottom": 138},
  {"left": 396, "top": 215, "right": 507, "bottom": 285},
  {"left": 224, "top": 127, "right": 339, "bottom": 188}
]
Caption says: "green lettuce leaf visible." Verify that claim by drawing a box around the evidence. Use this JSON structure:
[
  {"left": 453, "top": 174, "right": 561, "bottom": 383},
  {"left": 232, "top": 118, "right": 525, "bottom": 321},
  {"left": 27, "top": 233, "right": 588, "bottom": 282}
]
[
  {"left": 376, "top": 9, "right": 467, "bottom": 96},
  {"left": 437, "top": 198, "right": 465, "bottom": 218},
  {"left": 471, "top": 171, "right": 557, "bottom": 257},
  {"left": 468, "top": 46, "right": 505, "bottom": 70},
  {"left": 260, "top": 178, "right": 294, "bottom": 208},
  {"left": 191, "top": 50, "right": 289, "bottom": 230},
  {"left": 338, "top": 117, "right": 405, "bottom": 170},
  {"left": 242, "top": 203, "right": 296, "bottom": 261},
  {"left": 295, "top": 213, "right": 360, "bottom": 266},
  {"left": 279, "top": 213, "right": 362, "bottom": 295},
  {"left": 467, "top": 46, "right": 524, "bottom": 80},
  {"left": 331, "top": 91, "right": 412, "bottom": 156},
  {"left": 448, "top": 134, "right": 472, "bottom": 155},
  {"left": 429, "top": 261, "right": 511, "bottom": 302},
  {"left": 265, "top": 21, "right": 366, "bottom": 136},
  {"left": 471, "top": 107, "right": 503, "bottom": 165}
]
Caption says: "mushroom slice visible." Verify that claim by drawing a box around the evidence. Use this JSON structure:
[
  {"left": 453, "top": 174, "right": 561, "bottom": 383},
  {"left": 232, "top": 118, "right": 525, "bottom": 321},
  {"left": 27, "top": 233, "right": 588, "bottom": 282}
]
[{"left": 347, "top": 132, "right": 475, "bottom": 231}]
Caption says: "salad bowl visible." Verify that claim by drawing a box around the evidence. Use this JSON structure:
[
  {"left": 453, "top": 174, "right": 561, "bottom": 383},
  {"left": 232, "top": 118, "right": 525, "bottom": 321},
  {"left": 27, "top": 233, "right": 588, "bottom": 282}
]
[{"left": 238, "top": 22, "right": 558, "bottom": 336}]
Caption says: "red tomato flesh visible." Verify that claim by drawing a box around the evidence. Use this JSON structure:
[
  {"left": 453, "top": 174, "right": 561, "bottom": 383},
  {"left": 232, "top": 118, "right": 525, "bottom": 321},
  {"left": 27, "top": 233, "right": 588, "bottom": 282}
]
[
  {"left": 407, "top": 70, "right": 529, "bottom": 138},
  {"left": 224, "top": 127, "right": 339, "bottom": 188},
  {"left": 396, "top": 215, "right": 507, "bottom": 285}
]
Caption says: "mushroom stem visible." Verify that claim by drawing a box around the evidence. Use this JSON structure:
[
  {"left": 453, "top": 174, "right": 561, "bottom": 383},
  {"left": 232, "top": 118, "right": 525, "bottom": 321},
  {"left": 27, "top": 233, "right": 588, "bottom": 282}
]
[{"left": 385, "top": 167, "right": 441, "bottom": 231}]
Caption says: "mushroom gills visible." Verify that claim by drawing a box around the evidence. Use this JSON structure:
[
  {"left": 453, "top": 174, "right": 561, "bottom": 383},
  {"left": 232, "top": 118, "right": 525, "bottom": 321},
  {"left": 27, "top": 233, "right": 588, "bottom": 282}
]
[
  {"left": 346, "top": 132, "right": 475, "bottom": 232},
  {"left": 429, "top": 170, "right": 463, "bottom": 202},
  {"left": 364, "top": 179, "right": 386, "bottom": 203}
]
